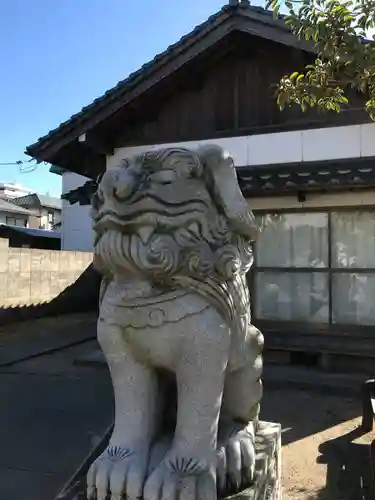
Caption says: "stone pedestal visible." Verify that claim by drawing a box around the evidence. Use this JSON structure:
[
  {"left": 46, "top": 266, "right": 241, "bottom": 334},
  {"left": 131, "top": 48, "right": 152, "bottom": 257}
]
[
  {"left": 228, "top": 422, "right": 281, "bottom": 500},
  {"left": 56, "top": 421, "right": 281, "bottom": 500}
]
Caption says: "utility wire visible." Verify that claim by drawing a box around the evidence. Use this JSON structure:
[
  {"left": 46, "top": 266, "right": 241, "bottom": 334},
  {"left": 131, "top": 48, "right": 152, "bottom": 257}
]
[
  {"left": 0, "top": 159, "right": 35, "bottom": 166},
  {"left": 0, "top": 158, "right": 40, "bottom": 173}
]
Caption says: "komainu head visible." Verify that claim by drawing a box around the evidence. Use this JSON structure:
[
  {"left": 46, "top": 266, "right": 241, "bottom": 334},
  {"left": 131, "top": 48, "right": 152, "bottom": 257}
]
[{"left": 92, "top": 145, "right": 258, "bottom": 282}]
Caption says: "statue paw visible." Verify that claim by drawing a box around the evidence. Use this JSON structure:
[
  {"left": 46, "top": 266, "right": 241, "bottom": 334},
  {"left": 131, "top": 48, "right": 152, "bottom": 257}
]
[
  {"left": 143, "top": 451, "right": 216, "bottom": 500},
  {"left": 217, "top": 422, "right": 256, "bottom": 494},
  {"left": 86, "top": 443, "right": 148, "bottom": 500}
]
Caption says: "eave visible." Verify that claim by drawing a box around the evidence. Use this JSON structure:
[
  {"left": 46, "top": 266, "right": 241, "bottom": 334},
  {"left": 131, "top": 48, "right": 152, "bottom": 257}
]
[
  {"left": 25, "top": 3, "right": 314, "bottom": 174},
  {"left": 61, "top": 157, "right": 375, "bottom": 206}
]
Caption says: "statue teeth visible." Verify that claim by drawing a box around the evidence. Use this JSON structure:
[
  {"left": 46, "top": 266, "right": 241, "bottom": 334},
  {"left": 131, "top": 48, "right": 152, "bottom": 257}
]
[
  {"left": 187, "top": 222, "right": 200, "bottom": 235},
  {"left": 137, "top": 226, "right": 154, "bottom": 244}
]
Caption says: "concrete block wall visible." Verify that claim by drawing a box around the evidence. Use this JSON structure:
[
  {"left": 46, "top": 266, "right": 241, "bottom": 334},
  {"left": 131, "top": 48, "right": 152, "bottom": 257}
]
[{"left": 0, "top": 238, "right": 93, "bottom": 308}]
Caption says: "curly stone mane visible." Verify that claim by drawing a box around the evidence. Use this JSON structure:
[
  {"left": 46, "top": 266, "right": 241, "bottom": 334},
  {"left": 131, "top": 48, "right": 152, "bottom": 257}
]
[{"left": 92, "top": 146, "right": 256, "bottom": 282}]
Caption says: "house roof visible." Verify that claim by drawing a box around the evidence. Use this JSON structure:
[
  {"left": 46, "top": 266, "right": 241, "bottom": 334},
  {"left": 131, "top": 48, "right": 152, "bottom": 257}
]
[
  {"left": 11, "top": 193, "right": 62, "bottom": 211},
  {"left": 0, "top": 224, "right": 61, "bottom": 239},
  {"left": 37, "top": 194, "right": 62, "bottom": 210},
  {"left": 25, "top": 1, "right": 313, "bottom": 165},
  {"left": 0, "top": 198, "right": 33, "bottom": 216}
]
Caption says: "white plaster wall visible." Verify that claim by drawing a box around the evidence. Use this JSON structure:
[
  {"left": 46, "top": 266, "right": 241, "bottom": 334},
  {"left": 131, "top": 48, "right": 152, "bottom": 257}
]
[
  {"left": 59, "top": 123, "right": 366, "bottom": 252},
  {"left": 106, "top": 123, "right": 375, "bottom": 169},
  {"left": 61, "top": 172, "right": 94, "bottom": 252}
]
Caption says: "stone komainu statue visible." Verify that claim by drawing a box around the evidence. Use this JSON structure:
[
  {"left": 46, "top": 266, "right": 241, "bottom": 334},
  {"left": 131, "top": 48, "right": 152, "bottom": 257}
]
[{"left": 88, "top": 145, "right": 263, "bottom": 500}]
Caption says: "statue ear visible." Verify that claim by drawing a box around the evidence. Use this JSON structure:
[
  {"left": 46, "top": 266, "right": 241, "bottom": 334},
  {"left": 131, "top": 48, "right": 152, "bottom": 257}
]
[{"left": 196, "top": 144, "right": 258, "bottom": 241}]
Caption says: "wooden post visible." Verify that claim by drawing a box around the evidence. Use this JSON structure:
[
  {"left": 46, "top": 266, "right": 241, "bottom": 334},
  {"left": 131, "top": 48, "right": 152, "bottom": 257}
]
[{"left": 361, "top": 379, "right": 375, "bottom": 432}]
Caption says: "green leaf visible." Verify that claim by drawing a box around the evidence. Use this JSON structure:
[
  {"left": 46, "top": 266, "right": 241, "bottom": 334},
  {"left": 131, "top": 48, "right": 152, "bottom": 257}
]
[{"left": 270, "top": 0, "right": 375, "bottom": 121}]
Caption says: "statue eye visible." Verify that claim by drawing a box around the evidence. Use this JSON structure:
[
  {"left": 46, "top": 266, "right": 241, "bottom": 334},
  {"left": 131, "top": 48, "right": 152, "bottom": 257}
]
[{"left": 149, "top": 170, "right": 177, "bottom": 185}]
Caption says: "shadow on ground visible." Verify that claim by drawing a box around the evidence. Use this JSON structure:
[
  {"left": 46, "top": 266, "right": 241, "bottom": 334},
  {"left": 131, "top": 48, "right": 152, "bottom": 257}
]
[
  {"left": 260, "top": 385, "right": 361, "bottom": 446},
  {"left": 291, "top": 428, "right": 374, "bottom": 500},
  {"left": 315, "top": 427, "right": 373, "bottom": 500}
]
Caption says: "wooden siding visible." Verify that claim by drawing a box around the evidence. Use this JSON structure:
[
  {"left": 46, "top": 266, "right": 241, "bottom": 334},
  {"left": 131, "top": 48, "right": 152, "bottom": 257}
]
[{"left": 111, "top": 34, "right": 367, "bottom": 148}]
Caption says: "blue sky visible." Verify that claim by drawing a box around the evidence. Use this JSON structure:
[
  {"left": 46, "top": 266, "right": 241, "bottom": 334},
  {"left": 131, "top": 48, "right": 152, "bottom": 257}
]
[{"left": 0, "top": 0, "right": 264, "bottom": 197}]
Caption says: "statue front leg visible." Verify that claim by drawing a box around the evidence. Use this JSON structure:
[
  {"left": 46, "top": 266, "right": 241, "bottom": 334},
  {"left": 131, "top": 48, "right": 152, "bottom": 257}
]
[
  {"left": 218, "top": 325, "right": 263, "bottom": 494},
  {"left": 87, "top": 319, "right": 158, "bottom": 500},
  {"left": 143, "top": 308, "right": 231, "bottom": 500}
]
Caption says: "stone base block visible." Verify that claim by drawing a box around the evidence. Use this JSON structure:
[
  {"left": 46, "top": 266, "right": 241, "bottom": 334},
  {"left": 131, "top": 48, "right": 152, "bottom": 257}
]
[
  {"left": 56, "top": 421, "right": 281, "bottom": 500},
  {"left": 228, "top": 421, "right": 281, "bottom": 500}
]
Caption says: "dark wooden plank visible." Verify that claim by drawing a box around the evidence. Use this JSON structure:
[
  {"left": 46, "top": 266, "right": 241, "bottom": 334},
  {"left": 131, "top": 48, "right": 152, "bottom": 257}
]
[{"left": 362, "top": 379, "right": 375, "bottom": 432}]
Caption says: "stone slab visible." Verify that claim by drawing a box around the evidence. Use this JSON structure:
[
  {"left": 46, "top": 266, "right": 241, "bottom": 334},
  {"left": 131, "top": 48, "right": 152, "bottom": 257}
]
[{"left": 55, "top": 421, "right": 281, "bottom": 500}]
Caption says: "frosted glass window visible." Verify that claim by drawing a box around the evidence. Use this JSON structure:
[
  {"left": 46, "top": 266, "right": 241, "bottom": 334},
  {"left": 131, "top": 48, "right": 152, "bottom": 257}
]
[
  {"left": 331, "top": 211, "right": 375, "bottom": 268},
  {"left": 255, "top": 271, "right": 329, "bottom": 323},
  {"left": 256, "top": 213, "right": 328, "bottom": 268},
  {"left": 332, "top": 273, "right": 375, "bottom": 325}
]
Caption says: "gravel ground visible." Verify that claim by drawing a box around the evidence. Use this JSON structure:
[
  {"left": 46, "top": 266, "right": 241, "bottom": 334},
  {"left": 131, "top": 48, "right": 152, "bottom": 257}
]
[{"left": 260, "top": 388, "right": 374, "bottom": 500}]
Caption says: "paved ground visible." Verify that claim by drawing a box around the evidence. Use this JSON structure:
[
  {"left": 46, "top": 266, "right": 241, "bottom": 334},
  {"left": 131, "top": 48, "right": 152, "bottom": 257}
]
[
  {"left": 0, "top": 314, "right": 113, "bottom": 500},
  {"left": 0, "top": 314, "right": 373, "bottom": 500},
  {"left": 0, "top": 313, "right": 96, "bottom": 366}
]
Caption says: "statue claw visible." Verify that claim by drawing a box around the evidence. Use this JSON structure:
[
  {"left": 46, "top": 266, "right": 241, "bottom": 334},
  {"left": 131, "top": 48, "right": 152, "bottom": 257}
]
[
  {"left": 143, "top": 453, "right": 216, "bottom": 500},
  {"left": 217, "top": 422, "right": 256, "bottom": 494},
  {"left": 86, "top": 444, "right": 148, "bottom": 500}
]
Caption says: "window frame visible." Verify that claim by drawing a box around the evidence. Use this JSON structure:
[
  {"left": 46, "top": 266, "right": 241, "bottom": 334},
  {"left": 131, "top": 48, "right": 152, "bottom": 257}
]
[
  {"left": 48, "top": 211, "right": 55, "bottom": 224},
  {"left": 6, "top": 216, "right": 16, "bottom": 226},
  {"left": 251, "top": 206, "right": 375, "bottom": 335},
  {"left": 6, "top": 216, "right": 26, "bottom": 227}
]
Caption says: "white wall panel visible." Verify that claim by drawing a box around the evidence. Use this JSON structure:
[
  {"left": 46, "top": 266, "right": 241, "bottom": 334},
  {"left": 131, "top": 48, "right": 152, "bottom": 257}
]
[{"left": 61, "top": 172, "right": 94, "bottom": 252}]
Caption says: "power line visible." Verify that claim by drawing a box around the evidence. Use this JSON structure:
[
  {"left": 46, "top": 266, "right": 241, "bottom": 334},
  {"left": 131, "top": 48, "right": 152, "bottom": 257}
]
[
  {"left": 0, "top": 158, "right": 40, "bottom": 173},
  {"left": 0, "top": 159, "right": 35, "bottom": 166}
]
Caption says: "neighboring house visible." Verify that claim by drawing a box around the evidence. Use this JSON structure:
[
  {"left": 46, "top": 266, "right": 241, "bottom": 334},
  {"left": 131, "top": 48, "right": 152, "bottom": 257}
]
[
  {"left": 11, "top": 193, "right": 62, "bottom": 231},
  {"left": 0, "top": 198, "right": 31, "bottom": 227},
  {"left": 0, "top": 182, "right": 33, "bottom": 200},
  {"left": 49, "top": 167, "right": 94, "bottom": 251},
  {"left": 25, "top": 1, "right": 375, "bottom": 370},
  {"left": 0, "top": 225, "right": 61, "bottom": 250}
]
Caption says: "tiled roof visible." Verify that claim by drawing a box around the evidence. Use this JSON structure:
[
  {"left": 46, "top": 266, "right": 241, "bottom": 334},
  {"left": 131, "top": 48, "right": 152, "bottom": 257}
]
[
  {"left": 237, "top": 159, "right": 375, "bottom": 196},
  {"left": 61, "top": 181, "right": 97, "bottom": 206},
  {"left": 0, "top": 198, "right": 33, "bottom": 216},
  {"left": 26, "top": 2, "right": 311, "bottom": 161},
  {"left": 37, "top": 194, "right": 62, "bottom": 210},
  {"left": 11, "top": 193, "right": 62, "bottom": 210}
]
